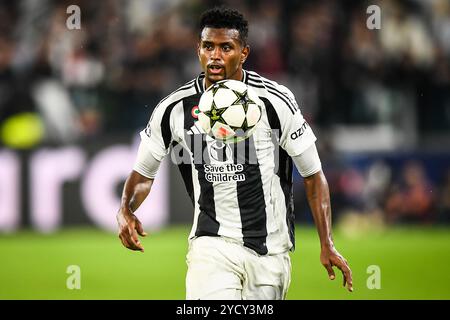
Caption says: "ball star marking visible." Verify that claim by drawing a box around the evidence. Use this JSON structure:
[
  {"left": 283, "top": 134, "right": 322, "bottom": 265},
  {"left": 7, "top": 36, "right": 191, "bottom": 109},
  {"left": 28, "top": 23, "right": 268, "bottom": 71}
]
[
  {"left": 204, "top": 101, "right": 227, "bottom": 128},
  {"left": 212, "top": 82, "right": 229, "bottom": 95},
  {"left": 231, "top": 90, "right": 255, "bottom": 131},
  {"left": 232, "top": 90, "right": 255, "bottom": 114}
]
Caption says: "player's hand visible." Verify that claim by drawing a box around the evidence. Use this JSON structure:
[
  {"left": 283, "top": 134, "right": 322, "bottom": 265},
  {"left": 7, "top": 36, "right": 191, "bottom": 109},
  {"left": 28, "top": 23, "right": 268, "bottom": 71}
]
[
  {"left": 117, "top": 209, "right": 147, "bottom": 252},
  {"left": 320, "top": 245, "right": 353, "bottom": 292}
]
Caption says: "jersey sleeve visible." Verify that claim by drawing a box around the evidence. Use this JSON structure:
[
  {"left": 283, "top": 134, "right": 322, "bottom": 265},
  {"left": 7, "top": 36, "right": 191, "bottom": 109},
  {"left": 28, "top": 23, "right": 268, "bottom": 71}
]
[
  {"left": 291, "top": 143, "right": 322, "bottom": 177},
  {"left": 277, "top": 86, "right": 317, "bottom": 157},
  {"left": 139, "top": 103, "right": 173, "bottom": 162}
]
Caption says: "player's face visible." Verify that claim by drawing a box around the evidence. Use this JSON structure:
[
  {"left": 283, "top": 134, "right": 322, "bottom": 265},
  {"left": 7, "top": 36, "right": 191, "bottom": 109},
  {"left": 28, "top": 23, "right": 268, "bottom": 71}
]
[{"left": 198, "top": 27, "right": 250, "bottom": 89}]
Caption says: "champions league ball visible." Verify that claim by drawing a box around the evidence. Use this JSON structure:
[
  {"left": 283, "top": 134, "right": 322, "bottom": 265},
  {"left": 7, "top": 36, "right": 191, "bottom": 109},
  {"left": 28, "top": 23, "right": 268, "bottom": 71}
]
[{"left": 197, "top": 79, "right": 263, "bottom": 143}]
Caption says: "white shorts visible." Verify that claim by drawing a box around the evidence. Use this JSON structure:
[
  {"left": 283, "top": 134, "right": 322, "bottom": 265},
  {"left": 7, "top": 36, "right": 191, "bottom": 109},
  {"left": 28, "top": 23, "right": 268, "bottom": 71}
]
[{"left": 185, "top": 236, "right": 291, "bottom": 300}]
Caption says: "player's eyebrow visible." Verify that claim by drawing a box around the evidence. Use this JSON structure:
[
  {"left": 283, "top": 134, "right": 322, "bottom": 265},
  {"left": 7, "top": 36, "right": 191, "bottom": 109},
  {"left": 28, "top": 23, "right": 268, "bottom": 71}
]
[{"left": 202, "top": 40, "right": 235, "bottom": 46}]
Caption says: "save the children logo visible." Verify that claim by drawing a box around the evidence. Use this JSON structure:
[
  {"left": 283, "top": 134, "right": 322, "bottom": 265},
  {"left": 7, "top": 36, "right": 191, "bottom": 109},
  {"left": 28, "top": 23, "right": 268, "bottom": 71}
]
[
  {"left": 209, "top": 141, "right": 232, "bottom": 162},
  {"left": 205, "top": 141, "right": 245, "bottom": 182}
]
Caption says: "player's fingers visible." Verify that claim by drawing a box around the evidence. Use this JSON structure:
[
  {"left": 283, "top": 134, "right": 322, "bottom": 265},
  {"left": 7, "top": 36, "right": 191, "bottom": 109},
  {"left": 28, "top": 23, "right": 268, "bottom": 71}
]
[
  {"left": 127, "top": 226, "right": 144, "bottom": 252},
  {"left": 128, "top": 225, "right": 138, "bottom": 242},
  {"left": 120, "top": 227, "right": 139, "bottom": 250},
  {"left": 118, "top": 233, "right": 125, "bottom": 247},
  {"left": 136, "top": 220, "right": 147, "bottom": 237},
  {"left": 345, "top": 268, "right": 353, "bottom": 292},
  {"left": 347, "top": 277, "right": 353, "bottom": 292},
  {"left": 121, "top": 233, "right": 143, "bottom": 251},
  {"left": 342, "top": 270, "right": 347, "bottom": 287},
  {"left": 323, "top": 263, "right": 335, "bottom": 280},
  {"left": 339, "top": 263, "right": 353, "bottom": 292},
  {"left": 119, "top": 233, "right": 132, "bottom": 249}
]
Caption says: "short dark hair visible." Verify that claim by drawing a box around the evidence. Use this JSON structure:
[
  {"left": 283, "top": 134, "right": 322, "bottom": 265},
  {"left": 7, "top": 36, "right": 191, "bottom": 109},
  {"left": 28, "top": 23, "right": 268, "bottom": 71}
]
[{"left": 199, "top": 6, "right": 249, "bottom": 45}]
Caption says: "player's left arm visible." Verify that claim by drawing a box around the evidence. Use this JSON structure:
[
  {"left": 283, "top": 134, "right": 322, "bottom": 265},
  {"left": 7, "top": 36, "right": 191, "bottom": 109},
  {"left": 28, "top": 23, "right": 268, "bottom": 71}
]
[
  {"left": 293, "top": 146, "right": 353, "bottom": 292},
  {"left": 276, "top": 86, "right": 353, "bottom": 291}
]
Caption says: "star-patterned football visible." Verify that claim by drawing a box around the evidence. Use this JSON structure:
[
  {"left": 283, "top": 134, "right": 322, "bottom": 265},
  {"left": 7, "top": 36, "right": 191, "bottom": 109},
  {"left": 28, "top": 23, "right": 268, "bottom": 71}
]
[{"left": 198, "top": 79, "right": 263, "bottom": 143}]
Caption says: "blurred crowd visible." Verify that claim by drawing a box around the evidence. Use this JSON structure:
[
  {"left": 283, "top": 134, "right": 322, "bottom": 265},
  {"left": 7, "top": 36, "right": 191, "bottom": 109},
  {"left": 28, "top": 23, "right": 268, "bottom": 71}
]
[
  {"left": 0, "top": 0, "right": 449, "bottom": 224},
  {"left": 341, "top": 159, "right": 448, "bottom": 225},
  {"left": 1, "top": 0, "right": 449, "bottom": 142},
  {"left": 294, "top": 156, "right": 450, "bottom": 226}
]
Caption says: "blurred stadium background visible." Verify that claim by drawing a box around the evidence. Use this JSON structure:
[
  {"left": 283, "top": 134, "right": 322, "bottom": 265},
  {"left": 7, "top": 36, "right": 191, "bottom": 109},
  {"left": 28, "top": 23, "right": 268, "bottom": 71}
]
[{"left": 1, "top": 0, "right": 450, "bottom": 299}]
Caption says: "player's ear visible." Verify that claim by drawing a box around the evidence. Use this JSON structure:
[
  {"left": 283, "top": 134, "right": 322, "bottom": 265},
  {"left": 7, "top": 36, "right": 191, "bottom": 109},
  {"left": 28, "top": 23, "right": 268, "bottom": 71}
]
[
  {"left": 197, "top": 42, "right": 201, "bottom": 61},
  {"left": 241, "top": 45, "right": 250, "bottom": 64}
]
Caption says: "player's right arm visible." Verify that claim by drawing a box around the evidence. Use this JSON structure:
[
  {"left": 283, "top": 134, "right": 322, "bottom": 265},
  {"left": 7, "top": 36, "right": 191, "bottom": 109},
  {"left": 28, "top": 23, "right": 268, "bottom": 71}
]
[
  {"left": 117, "top": 170, "right": 152, "bottom": 252},
  {"left": 117, "top": 98, "right": 174, "bottom": 252},
  {"left": 117, "top": 140, "right": 162, "bottom": 252}
]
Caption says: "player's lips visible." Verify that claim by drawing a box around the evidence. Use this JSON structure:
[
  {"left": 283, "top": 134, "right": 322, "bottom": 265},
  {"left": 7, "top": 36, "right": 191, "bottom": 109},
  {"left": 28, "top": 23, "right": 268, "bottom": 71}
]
[{"left": 208, "top": 64, "right": 224, "bottom": 75}]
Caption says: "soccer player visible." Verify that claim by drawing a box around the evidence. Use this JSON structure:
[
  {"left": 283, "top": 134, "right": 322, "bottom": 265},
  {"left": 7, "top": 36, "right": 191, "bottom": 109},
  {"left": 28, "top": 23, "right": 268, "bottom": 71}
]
[{"left": 116, "top": 7, "right": 353, "bottom": 299}]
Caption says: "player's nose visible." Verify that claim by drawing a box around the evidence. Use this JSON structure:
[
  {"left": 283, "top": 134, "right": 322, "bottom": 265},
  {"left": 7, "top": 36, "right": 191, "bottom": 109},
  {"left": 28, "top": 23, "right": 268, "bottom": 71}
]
[{"left": 210, "top": 47, "right": 221, "bottom": 60}]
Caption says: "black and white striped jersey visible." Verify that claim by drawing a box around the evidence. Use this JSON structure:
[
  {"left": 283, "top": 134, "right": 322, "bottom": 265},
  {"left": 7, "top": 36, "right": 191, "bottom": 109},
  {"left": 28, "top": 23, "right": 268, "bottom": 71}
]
[{"left": 140, "top": 70, "right": 317, "bottom": 255}]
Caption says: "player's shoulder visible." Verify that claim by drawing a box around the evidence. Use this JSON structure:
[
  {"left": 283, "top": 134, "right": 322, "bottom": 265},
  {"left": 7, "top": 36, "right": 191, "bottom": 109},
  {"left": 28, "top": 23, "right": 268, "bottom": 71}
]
[
  {"left": 155, "top": 74, "right": 204, "bottom": 111},
  {"left": 246, "top": 70, "right": 299, "bottom": 114},
  {"left": 247, "top": 71, "right": 284, "bottom": 89}
]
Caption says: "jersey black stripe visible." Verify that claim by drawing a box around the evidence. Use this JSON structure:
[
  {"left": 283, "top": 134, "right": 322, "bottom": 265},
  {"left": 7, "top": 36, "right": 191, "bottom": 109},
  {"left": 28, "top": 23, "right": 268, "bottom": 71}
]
[
  {"left": 234, "top": 136, "right": 268, "bottom": 255},
  {"left": 195, "top": 73, "right": 205, "bottom": 94},
  {"left": 161, "top": 100, "right": 180, "bottom": 149},
  {"left": 183, "top": 95, "right": 201, "bottom": 130},
  {"left": 242, "top": 70, "right": 249, "bottom": 84},
  {"left": 261, "top": 97, "right": 281, "bottom": 137},
  {"left": 261, "top": 98, "right": 278, "bottom": 124},
  {"left": 194, "top": 78, "right": 200, "bottom": 93},
  {"left": 248, "top": 78, "right": 296, "bottom": 114},
  {"left": 261, "top": 97, "right": 296, "bottom": 250},
  {"left": 193, "top": 136, "right": 219, "bottom": 237},
  {"left": 279, "top": 148, "right": 295, "bottom": 250},
  {"left": 172, "top": 141, "right": 194, "bottom": 204}
]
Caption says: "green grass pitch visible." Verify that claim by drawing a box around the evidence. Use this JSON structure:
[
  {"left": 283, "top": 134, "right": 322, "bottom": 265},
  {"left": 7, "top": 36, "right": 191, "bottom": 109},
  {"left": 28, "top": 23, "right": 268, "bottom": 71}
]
[{"left": 1, "top": 226, "right": 450, "bottom": 299}]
